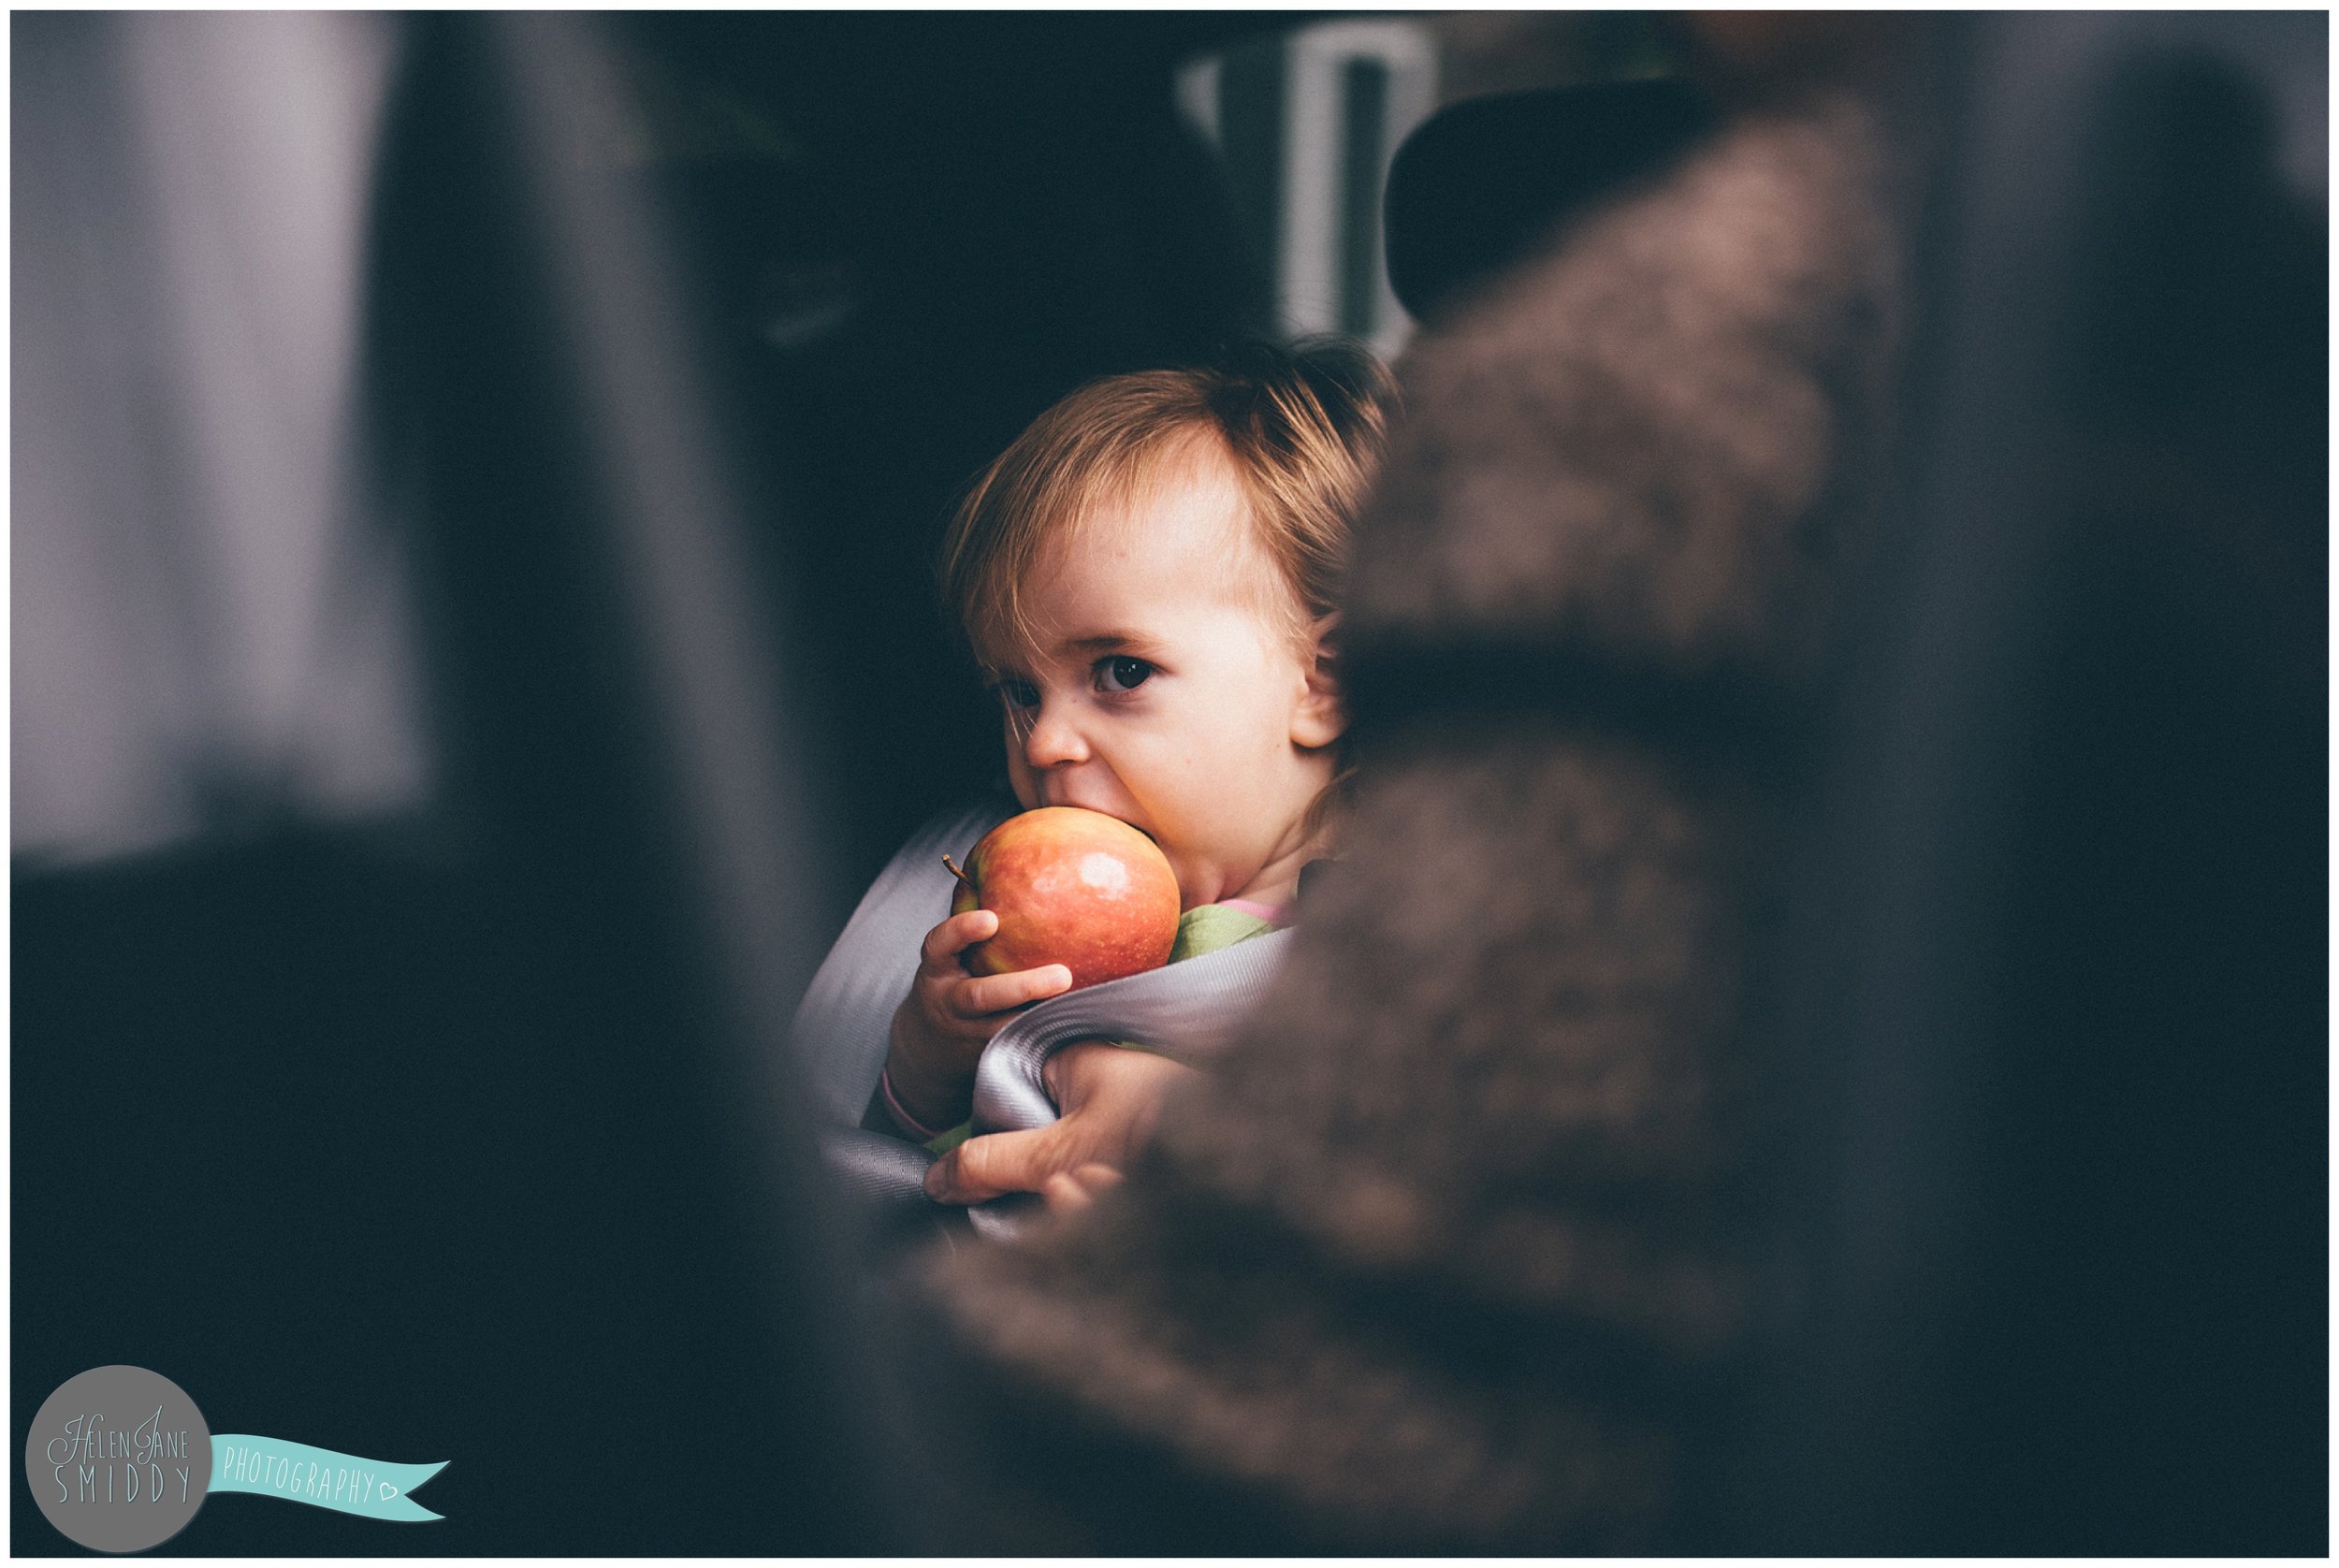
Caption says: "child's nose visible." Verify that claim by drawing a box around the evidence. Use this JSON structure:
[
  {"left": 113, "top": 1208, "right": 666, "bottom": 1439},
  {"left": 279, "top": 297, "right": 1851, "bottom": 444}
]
[{"left": 1021, "top": 699, "right": 1090, "bottom": 770}]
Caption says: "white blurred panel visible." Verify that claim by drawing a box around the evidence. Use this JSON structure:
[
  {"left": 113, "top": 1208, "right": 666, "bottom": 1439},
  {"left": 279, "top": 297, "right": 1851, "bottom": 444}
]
[
  {"left": 12, "top": 13, "right": 426, "bottom": 866},
  {"left": 1281, "top": 20, "right": 1437, "bottom": 356}
]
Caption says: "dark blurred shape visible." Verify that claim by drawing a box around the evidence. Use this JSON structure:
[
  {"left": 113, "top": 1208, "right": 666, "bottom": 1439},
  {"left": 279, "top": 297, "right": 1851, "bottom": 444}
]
[
  {"left": 1385, "top": 79, "right": 1718, "bottom": 321},
  {"left": 1746, "top": 11, "right": 2325, "bottom": 1553},
  {"left": 1426, "top": 13, "right": 1679, "bottom": 107},
  {"left": 19, "top": 11, "right": 881, "bottom": 1553},
  {"left": 1678, "top": 10, "right": 1909, "bottom": 94}
]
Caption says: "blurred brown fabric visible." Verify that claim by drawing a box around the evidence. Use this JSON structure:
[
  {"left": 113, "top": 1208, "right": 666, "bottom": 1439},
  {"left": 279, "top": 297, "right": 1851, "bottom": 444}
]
[{"left": 908, "top": 77, "right": 1912, "bottom": 1553}]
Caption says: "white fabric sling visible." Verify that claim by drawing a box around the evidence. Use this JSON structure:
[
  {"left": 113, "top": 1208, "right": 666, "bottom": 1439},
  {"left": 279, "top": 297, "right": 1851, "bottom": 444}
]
[{"left": 790, "top": 795, "right": 1293, "bottom": 1239}]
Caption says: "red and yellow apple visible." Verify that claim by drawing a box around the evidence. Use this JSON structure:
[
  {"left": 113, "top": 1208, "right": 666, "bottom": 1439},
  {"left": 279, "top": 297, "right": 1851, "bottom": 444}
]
[{"left": 946, "top": 806, "right": 1181, "bottom": 990}]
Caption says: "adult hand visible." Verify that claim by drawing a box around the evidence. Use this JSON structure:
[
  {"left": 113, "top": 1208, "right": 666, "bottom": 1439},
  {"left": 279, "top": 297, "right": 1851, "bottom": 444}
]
[
  {"left": 884, "top": 908, "right": 1072, "bottom": 1131},
  {"left": 923, "top": 1041, "right": 1196, "bottom": 1206},
  {"left": 1039, "top": 1164, "right": 1125, "bottom": 1215}
]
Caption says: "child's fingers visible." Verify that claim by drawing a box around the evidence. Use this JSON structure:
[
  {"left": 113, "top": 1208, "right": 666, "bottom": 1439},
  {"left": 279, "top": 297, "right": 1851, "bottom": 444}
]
[
  {"left": 918, "top": 908, "right": 997, "bottom": 976},
  {"left": 951, "top": 964, "right": 1073, "bottom": 1019}
]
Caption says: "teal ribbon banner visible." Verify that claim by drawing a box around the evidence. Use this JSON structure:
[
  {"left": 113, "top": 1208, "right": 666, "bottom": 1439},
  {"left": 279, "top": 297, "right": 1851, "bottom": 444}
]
[{"left": 211, "top": 1434, "right": 446, "bottom": 1522}]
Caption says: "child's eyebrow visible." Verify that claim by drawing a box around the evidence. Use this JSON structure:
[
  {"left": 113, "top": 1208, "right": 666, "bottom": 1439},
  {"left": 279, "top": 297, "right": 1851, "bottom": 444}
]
[{"left": 1054, "top": 631, "right": 1163, "bottom": 656}]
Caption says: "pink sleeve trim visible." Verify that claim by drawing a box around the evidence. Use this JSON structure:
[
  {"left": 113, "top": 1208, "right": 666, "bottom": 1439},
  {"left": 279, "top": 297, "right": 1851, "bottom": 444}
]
[
  {"left": 879, "top": 1066, "right": 950, "bottom": 1142},
  {"left": 1216, "top": 896, "right": 1287, "bottom": 924}
]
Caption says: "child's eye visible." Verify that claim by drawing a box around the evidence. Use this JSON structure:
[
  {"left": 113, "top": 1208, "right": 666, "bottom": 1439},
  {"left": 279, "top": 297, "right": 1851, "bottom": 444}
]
[
  {"left": 1096, "top": 656, "right": 1155, "bottom": 694},
  {"left": 994, "top": 676, "right": 1041, "bottom": 710}
]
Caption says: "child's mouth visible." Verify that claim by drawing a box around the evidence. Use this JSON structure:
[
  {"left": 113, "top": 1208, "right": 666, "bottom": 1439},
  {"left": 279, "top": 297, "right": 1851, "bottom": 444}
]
[{"left": 1043, "top": 797, "right": 1155, "bottom": 844}]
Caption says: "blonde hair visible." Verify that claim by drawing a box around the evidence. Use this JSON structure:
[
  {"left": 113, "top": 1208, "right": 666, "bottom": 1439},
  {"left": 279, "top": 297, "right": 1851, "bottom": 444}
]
[{"left": 938, "top": 339, "right": 1394, "bottom": 671}]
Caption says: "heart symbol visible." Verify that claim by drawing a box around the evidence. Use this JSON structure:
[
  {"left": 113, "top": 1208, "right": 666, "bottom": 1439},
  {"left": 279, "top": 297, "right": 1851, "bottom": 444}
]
[{"left": 381, "top": 1485, "right": 400, "bottom": 1501}]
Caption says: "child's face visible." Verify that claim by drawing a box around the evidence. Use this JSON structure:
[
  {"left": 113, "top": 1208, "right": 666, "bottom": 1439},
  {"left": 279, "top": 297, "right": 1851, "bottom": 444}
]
[{"left": 985, "top": 452, "right": 1343, "bottom": 910}]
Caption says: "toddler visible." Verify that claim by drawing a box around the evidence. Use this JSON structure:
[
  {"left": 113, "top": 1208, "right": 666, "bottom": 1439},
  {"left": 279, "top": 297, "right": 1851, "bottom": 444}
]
[{"left": 872, "top": 341, "right": 1393, "bottom": 1204}]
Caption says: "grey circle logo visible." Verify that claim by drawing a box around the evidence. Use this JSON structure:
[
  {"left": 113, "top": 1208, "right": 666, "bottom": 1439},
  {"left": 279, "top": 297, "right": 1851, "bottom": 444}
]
[{"left": 25, "top": 1366, "right": 211, "bottom": 1553}]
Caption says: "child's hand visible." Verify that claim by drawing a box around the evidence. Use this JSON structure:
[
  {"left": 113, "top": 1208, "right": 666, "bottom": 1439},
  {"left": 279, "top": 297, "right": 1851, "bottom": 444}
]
[{"left": 882, "top": 908, "right": 1073, "bottom": 1133}]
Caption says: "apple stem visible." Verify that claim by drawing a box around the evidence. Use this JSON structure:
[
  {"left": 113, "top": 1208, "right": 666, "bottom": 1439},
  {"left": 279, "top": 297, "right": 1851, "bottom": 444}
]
[{"left": 941, "top": 854, "right": 975, "bottom": 890}]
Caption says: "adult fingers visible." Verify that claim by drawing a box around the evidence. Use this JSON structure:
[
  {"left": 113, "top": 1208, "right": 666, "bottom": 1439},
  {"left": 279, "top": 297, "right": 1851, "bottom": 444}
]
[
  {"left": 952, "top": 963, "right": 1072, "bottom": 1019},
  {"left": 1070, "top": 1162, "right": 1124, "bottom": 1196},
  {"left": 918, "top": 908, "right": 997, "bottom": 976},
  {"left": 1040, "top": 1164, "right": 1124, "bottom": 1214},
  {"left": 1041, "top": 1038, "right": 1117, "bottom": 1101},
  {"left": 1039, "top": 1170, "right": 1095, "bottom": 1213},
  {"left": 924, "top": 1125, "right": 1058, "bottom": 1205}
]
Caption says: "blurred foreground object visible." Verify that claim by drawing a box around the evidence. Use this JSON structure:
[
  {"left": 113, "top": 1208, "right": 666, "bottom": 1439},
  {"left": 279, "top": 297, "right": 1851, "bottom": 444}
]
[{"left": 16, "top": 14, "right": 882, "bottom": 1551}]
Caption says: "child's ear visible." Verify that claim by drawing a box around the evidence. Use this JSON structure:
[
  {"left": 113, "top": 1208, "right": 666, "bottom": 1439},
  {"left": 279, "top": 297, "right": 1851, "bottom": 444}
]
[{"left": 1290, "top": 614, "right": 1345, "bottom": 749}]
